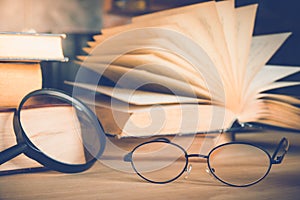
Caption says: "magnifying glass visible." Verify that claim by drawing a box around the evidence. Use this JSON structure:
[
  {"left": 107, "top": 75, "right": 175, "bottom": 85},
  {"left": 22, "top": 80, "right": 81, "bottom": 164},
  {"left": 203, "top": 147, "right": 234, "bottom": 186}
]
[{"left": 0, "top": 89, "right": 106, "bottom": 173}]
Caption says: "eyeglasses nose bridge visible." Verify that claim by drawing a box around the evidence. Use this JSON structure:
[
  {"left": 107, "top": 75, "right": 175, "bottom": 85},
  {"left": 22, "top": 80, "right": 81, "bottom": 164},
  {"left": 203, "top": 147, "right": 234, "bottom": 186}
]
[
  {"left": 206, "top": 167, "right": 219, "bottom": 183},
  {"left": 205, "top": 167, "right": 212, "bottom": 176},
  {"left": 184, "top": 164, "right": 193, "bottom": 179}
]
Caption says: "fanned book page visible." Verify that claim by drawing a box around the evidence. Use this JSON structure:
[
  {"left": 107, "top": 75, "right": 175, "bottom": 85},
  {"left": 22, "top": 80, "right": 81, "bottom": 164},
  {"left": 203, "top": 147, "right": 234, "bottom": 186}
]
[{"left": 70, "top": 0, "right": 300, "bottom": 137}]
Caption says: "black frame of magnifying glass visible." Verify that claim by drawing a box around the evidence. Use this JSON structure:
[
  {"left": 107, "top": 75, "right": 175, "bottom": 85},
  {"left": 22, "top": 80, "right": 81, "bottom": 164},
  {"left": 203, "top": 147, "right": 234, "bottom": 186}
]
[
  {"left": 124, "top": 137, "right": 289, "bottom": 187},
  {"left": 1, "top": 88, "right": 106, "bottom": 173}
]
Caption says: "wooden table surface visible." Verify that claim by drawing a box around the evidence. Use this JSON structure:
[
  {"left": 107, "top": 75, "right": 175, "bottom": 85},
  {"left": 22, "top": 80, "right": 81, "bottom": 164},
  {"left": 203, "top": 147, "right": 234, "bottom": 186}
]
[{"left": 0, "top": 131, "right": 299, "bottom": 200}]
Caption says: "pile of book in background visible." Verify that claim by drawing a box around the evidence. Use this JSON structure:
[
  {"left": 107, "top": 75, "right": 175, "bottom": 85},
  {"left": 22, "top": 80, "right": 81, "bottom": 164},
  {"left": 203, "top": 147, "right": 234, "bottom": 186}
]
[{"left": 0, "top": 32, "right": 67, "bottom": 174}]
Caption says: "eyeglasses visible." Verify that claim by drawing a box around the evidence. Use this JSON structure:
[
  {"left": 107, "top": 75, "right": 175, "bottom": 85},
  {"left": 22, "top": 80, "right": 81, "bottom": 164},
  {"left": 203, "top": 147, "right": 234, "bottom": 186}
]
[
  {"left": 0, "top": 89, "right": 106, "bottom": 174},
  {"left": 124, "top": 137, "right": 289, "bottom": 187}
]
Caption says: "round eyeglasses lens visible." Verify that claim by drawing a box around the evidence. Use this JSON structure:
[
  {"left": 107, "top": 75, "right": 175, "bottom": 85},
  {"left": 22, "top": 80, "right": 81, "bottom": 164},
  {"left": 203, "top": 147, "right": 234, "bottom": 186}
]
[
  {"left": 19, "top": 93, "right": 104, "bottom": 165},
  {"left": 132, "top": 141, "right": 187, "bottom": 183},
  {"left": 208, "top": 143, "right": 271, "bottom": 187}
]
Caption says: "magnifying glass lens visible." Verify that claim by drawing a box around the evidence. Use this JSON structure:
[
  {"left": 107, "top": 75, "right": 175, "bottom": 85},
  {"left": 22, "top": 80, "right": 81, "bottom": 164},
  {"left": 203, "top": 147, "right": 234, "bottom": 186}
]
[{"left": 19, "top": 93, "right": 102, "bottom": 165}]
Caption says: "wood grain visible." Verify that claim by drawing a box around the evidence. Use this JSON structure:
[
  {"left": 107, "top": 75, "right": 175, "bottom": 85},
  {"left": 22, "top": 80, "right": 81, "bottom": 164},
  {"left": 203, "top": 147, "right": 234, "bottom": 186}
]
[{"left": 0, "top": 131, "right": 299, "bottom": 200}]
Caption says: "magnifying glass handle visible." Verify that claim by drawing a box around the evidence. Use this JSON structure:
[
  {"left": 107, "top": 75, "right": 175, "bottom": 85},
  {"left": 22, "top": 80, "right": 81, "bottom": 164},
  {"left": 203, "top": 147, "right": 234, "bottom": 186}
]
[{"left": 0, "top": 143, "right": 28, "bottom": 165}]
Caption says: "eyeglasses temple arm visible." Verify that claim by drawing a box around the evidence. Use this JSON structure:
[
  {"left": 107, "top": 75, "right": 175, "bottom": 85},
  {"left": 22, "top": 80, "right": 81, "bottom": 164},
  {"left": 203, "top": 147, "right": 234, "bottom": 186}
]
[
  {"left": 271, "top": 137, "right": 289, "bottom": 164},
  {"left": 0, "top": 143, "right": 28, "bottom": 165}
]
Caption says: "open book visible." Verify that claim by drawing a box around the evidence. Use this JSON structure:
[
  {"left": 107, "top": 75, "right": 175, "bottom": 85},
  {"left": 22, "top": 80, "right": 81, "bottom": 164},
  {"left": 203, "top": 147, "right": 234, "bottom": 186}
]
[{"left": 67, "top": 0, "right": 300, "bottom": 138}]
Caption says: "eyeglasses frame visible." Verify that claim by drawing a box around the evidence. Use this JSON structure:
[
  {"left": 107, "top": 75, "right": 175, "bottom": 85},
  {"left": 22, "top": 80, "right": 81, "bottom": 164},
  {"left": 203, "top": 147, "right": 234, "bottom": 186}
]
[{"left": 124, "top": 137, "right": 289, "bottom": 187}]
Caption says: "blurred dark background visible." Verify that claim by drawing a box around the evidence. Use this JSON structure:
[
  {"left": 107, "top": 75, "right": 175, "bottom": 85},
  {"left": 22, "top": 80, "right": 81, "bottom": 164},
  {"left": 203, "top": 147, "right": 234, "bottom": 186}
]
[{"left": 237, "top": 0, "right": 300, "bottom": 66}]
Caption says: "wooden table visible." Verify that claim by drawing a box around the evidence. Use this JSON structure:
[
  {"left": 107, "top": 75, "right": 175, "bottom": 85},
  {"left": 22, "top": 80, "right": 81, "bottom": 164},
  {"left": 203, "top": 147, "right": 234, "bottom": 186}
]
[{"left": 0, "top": 131, "right": 299, "bottom": 200}]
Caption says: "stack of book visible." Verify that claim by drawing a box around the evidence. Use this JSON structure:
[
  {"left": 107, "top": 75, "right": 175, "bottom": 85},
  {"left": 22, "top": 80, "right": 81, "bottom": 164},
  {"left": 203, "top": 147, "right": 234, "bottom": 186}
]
[
  {"left": 68, "top": 0, "right": 300, "bottom": 138},
  {"left": 0, "top": 32, "right": 67, "bottom": 174}
]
